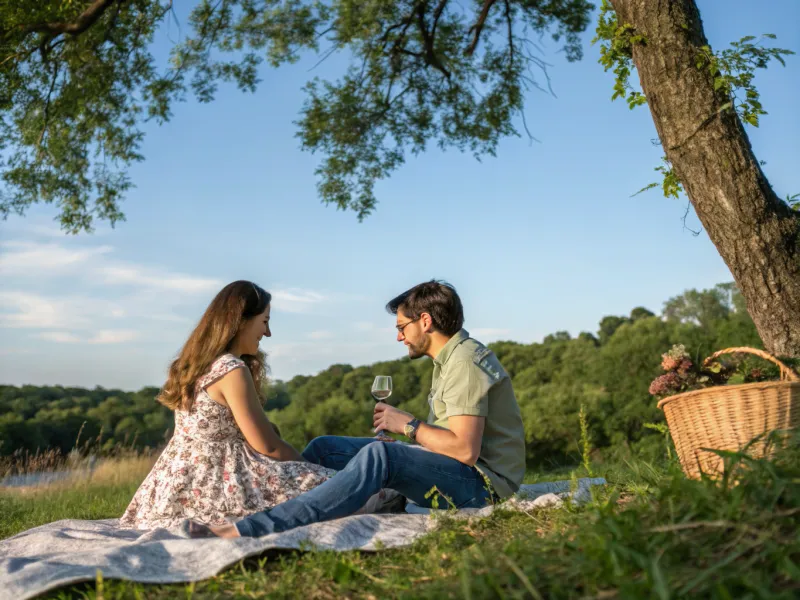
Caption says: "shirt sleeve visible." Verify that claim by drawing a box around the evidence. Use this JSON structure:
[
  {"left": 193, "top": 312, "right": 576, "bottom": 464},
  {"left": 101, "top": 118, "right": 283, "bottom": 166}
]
[{"left": 440, "top": 359, "right": 491, "bottom": 418}]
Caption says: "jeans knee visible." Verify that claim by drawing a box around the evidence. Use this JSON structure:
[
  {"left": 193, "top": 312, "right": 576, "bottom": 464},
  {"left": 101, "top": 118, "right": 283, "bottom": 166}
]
[
  {"left": 302, "top": 436, "right": 336, "bottom": 462},
  {"left": 355, "top": 440, "right": 389, "bottom": 467}
]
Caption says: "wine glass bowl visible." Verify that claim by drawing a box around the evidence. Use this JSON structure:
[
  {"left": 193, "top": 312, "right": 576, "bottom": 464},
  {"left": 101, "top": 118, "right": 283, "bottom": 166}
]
[
  {"left": 371, "top": 376, "right": 393, "bottom": 441},
  {"left": 371, "top": 376, "right": 392, "bottom": 402}
]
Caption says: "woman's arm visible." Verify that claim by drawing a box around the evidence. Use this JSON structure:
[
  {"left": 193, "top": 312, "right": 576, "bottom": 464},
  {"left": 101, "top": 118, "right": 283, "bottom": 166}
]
[{"left": 215, "top": 367, "right": 303, "bottom": 461}]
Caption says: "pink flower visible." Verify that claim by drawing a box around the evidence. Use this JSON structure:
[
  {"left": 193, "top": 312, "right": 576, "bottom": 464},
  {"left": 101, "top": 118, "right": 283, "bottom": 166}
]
[
  {"left": 678, "top": 359, "right": 693, "bottom": 375},
  {"left": 649, "top": 372, "right": 682, "bottom": 396},
  {"left": 193, "top": 488, "right": 201, "bottom": 497},
  {"left": 223, "top": 471, "right": 230, "bottom": 481},
  {"left": 661, "top": 355, "right": 681, "bottom": 371}
]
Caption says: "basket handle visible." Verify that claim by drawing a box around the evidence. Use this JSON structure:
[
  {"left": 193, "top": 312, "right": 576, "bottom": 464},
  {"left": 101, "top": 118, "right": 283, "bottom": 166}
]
[{"left": 702, "top": 346, "right": 800, "bottom": 382}]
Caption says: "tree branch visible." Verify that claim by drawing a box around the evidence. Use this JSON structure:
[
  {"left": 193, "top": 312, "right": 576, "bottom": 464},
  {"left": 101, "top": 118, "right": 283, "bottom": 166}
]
[
  {"left": 0, "top": 44, "right": 38, "bottom": 68},
  {"left": 416, "top": 2, "right": 451, "bottom": 79},
  {"left": 398, "top": 47, "right": 423, "bottom": 58},
  {"left": 504, "top": 0, "right": 513, "bottom": 63},
  {"left": 381, "top": 13, "right": 416, "bottom": 50},
  {"left": 466, "top": 0, "right": 498, "bottom": 56},
  {"left": 23, "top": 0, "right": 122, "bottom": 37},
  {"left": 364, "top": 84, "right": 414, "bottom": 132},
  {"left": 308, "top": 41, "right": 341, "bottom": 71},
  {"left": 431, "top": 0, "right": 449, "bottom": 39},
  {"left": 36, "top": 59, "right": 61, "bottom": 154},
  {"left": 682, "top": 200, "right": 701, "bottom": 236}
]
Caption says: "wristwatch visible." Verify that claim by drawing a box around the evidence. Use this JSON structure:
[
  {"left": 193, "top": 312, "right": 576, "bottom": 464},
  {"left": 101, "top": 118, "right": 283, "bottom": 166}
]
[{"left": 403, "top": 418, "right": 422, "bottom": 440}]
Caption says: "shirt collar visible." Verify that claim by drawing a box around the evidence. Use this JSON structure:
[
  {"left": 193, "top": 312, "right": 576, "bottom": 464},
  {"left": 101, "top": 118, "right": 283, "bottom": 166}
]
[{"left": 433, "top": 329, "right": 469, "bottom": 366}]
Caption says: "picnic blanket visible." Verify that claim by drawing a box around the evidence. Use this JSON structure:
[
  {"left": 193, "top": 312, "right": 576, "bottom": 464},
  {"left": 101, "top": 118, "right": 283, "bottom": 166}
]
[{"left": 0, "top": 477, "right": 606, "bottom": 600}]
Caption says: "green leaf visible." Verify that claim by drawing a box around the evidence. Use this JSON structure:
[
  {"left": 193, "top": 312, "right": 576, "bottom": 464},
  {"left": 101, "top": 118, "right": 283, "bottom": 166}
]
[
  {"left": 0, "top": 0, "right": 597, "bottom": 227},
  {"left": 632, "top": 182, "right": 659, "bottom": 197}
]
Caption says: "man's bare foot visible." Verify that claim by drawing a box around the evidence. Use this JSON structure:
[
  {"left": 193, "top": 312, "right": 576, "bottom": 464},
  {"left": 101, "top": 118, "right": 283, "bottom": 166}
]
[{"left": 187, "top": 520, "right": 241, "bottom": 539}]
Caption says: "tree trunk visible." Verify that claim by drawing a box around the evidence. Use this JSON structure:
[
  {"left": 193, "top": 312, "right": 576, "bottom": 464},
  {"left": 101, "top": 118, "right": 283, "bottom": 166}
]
[{"left": 610, "top": 0, "right": 800, "bottom": 357}]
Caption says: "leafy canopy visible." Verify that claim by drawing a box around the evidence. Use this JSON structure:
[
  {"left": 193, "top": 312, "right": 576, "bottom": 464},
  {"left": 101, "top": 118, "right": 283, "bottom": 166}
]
[{"left": 1, "top": 0, "right": 593, "bottom": 232}]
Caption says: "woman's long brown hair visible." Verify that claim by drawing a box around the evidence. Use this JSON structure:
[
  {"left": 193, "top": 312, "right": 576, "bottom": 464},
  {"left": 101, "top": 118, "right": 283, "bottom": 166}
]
[{"left": 158, "top": 281, "right": 271, "bottom": 411}]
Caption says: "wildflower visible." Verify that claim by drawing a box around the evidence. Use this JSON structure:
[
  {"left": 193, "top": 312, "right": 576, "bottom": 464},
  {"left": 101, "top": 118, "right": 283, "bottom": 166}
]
[
  {"left": 678, "top": 358, "right": 693, "bottom": 375},
  {"left": 661, "top": 344, "right": 690, "bottom": 371},
  {"left": 649, "top": 371, "right": 683, "bottom": 396},
  {"left": 661, "top": 355, "right": 681, "bottom": 371}
]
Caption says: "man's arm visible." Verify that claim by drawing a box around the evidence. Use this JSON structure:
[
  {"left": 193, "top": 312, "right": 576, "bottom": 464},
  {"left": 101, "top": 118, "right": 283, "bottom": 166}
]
[
  {"left": 373, "top": 357, "right": 494, "bottom": 465},
  {"left": 372, "top": 403, "right": 485, "bottom": 465},
  {"left": 415, "top": 416, "right": 485, "bottom": 465}
]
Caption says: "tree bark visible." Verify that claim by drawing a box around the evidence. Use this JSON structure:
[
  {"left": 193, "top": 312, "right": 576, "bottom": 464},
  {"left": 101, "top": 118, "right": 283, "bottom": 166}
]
[{"left": 610, "top": 0, "right": 800, "bottom": 357}]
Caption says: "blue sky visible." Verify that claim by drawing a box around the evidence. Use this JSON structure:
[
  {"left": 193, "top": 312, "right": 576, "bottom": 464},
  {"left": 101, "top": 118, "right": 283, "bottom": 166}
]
[{"left": 1, "top": 0, "right": 797, "bottom": 390}]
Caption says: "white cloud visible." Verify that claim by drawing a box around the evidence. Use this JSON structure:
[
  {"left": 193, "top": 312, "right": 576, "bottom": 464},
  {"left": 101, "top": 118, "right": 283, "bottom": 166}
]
[
  {"left": 0, "top": 241, "right": 113, "bottom": 275},
  {"left": 0, "top": 349, "right": 34, "bottom": 356},
  {"left": 270, "top": 288, "right": 327, "bottom": 313},
  {"left": 0, "top": 240, "right": 220, "bottom": 295},
  {"left": 25, "top": 224, "right": 69, "bottom": 238},
  {"left": 0, "top": 239, "right": 361, "bottom": 381},
  {"left": 0, "top": 290, "right": 127, "bottom": 330},
  {"left": 2, "top": 221, "right": 70, "bottom": 239},
  {"left": 307, "top": 330, "right": 334, "bottom": 340},
  {"left": 0, "top": 292, "right": 61, "bottom": 328},
  {"left": 89, "top": 329, "right": 139, "bottom": 344},
  {"left": 36, "top": 332, "right": 83, "bottom": 343},
  {"left": 96, "top": 265, "right": 221, "bottom": 294},
  {"left": 35, "top": 329, "right": 138, "bottom": 344}
]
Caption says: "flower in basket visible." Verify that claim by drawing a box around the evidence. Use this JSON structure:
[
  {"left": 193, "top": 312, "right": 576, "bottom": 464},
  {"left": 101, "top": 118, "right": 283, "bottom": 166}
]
[
  {"left": 648, "top": 344, "right": 730, "bottom": 399},
  {"left": 648, "top": 344, "right": 800, "bottom": 400},
  {"left": 650, "top": 345, "right": 800, "bottom": 481}
]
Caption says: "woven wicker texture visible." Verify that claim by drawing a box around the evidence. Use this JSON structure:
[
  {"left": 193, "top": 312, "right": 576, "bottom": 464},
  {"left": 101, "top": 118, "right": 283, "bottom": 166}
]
[{"left": 657, "top": 347, "right": 800, "bottom": 479}]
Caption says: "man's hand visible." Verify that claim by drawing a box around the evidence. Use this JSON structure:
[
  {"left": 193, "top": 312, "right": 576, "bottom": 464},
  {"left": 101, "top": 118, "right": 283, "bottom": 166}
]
[{"left": 373, "top": 403, "right": 414, "bottom": 436}]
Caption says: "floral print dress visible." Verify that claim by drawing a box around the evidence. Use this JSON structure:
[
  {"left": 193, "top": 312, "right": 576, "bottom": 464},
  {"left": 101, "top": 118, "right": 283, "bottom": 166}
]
[{"left": 120, "top": 354, "right": 334, "bottom": 529}]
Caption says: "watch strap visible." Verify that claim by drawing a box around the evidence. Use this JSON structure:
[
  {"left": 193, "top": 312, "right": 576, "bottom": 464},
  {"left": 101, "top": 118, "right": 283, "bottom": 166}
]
[{"left": 405, "top": 418, "right": 422, "bottom": 440}]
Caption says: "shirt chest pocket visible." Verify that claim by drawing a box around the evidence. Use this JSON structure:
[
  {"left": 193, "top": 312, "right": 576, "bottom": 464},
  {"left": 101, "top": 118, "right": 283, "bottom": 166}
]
[{"left": 428, "top": 385, "right": 445, "bottom": 416}]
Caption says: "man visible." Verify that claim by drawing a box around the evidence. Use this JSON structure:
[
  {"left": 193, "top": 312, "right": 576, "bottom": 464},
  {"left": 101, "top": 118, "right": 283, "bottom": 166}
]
[{"left": 192, "top": 280, "right": 525, "bottom": 538}]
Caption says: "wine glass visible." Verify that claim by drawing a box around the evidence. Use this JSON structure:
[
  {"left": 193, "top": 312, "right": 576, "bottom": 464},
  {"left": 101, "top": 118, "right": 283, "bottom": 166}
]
[{"left": 371, "top": 375, "right": 394, "bottom": 441}]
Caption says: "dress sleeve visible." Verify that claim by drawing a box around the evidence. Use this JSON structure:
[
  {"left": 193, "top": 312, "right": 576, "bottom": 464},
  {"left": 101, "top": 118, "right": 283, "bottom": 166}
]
[{"left": 196, "top": 354, "right": 246, "bottom": 391}]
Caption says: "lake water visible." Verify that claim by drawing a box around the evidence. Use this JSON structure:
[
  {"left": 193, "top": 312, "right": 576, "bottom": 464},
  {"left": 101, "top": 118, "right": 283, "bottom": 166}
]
[
  {"left": 0, "top": 457, "right": 99, "bottom": 488},
  {"left": 0, "top": 470, "right": 75, "bottom": 488}
]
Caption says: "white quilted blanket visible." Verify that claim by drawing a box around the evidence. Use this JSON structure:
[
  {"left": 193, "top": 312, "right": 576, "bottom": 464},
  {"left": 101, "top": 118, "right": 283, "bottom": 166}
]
[{"left": 0, "top": 478, "right": 606, "bottom": 600}]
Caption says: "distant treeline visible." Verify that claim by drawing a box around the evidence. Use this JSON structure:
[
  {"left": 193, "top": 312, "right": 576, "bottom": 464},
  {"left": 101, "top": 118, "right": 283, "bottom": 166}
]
[{"left": 1, "top": 283, "right": 762, "bottom": 467}]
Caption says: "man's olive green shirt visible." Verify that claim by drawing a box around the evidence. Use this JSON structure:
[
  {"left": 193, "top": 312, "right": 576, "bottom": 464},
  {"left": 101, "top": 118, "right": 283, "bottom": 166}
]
[{"left": 427, "top": 329, "right": 525, "bottom": 498}]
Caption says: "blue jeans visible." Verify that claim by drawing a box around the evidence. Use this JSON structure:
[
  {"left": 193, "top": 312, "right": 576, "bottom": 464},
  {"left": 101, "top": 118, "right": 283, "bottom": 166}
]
[{"left": 235, "top": 436, "right": 493, "bottom": 537}]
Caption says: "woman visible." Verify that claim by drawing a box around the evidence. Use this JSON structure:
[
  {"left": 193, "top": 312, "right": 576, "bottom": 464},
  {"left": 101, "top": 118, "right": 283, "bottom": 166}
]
[{"left": 120, "top": 281, "right": 333, "bottom": 529}]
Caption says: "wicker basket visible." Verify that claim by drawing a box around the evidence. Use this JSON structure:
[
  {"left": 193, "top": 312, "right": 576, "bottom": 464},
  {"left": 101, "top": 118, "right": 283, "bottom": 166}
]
[{"left": 657, "top": 347, "right": 800, "bottom": 479}]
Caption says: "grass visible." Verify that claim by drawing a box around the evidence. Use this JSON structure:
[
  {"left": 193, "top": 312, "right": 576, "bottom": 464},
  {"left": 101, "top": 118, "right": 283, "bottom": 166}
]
[
  {"left": 2, "top": 437, "right": 799, "bottom": 599},
  {"left": 0, "top": 455, "right": 154, "bottom": 539}
]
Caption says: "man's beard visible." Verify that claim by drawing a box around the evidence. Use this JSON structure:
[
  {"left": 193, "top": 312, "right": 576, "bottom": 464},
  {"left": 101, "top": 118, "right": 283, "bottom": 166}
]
[{"left": 407, "top": 337, "right": 428, "bottom": 359}]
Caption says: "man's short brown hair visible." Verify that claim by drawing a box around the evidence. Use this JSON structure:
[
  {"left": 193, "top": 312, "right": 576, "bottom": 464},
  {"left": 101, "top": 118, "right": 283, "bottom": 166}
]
[{"left": 386, "top": 280, "right": 464, "bottom": 336}]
